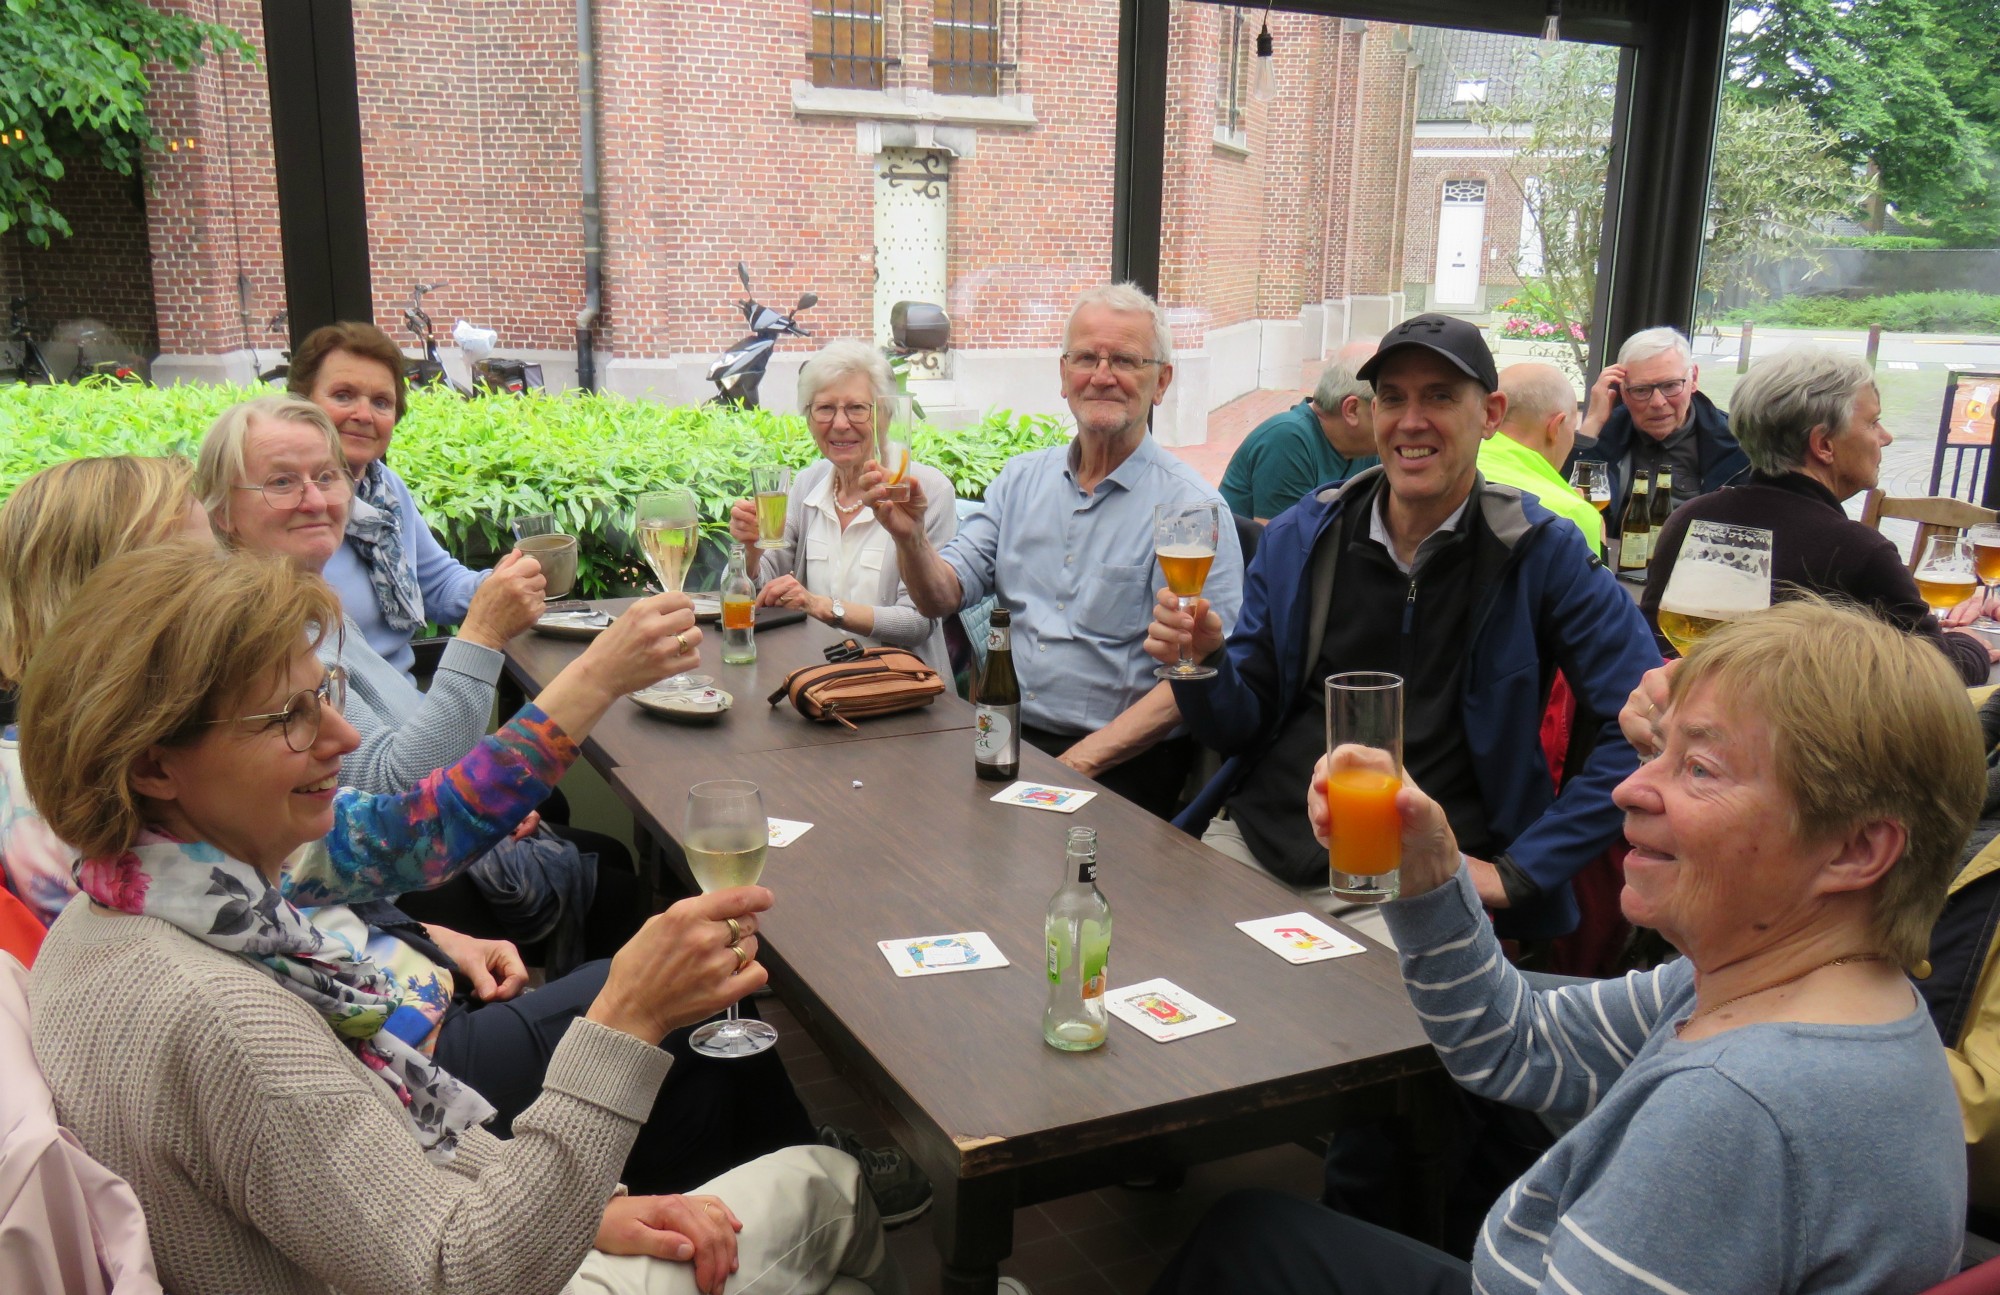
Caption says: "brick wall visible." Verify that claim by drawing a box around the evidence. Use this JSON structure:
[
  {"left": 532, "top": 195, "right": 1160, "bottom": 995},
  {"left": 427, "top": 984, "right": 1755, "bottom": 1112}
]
[
  {"left": 1405, "top": 137, "right": 1532, "bottom": 303},
  {"left": 0, "top": 167, "right": 158, "bottom": 356}
]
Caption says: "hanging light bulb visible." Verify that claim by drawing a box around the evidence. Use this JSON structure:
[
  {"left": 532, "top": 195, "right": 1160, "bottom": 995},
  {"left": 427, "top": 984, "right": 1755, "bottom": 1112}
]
[
  {"left": 1542, "top": 0, "right": 1562, "bottom": 42},
  {"left": 1251, "top": 9, "right": 1277, "bottom": 102}
]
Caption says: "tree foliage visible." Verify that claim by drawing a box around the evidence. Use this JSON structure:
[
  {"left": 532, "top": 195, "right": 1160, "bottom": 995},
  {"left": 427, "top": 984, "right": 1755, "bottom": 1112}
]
[{"left": 0, "top": 0, "right": 253, "bottom": 247}]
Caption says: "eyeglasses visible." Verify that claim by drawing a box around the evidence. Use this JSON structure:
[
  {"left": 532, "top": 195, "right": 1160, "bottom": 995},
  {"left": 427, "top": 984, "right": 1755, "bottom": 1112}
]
[
  {"left": 208, "top": 667, "right": 347, "bottom": 753},
  {"left": 1060, "top": 350, "right": 1163, "bottom": 376},
  {"left": 808, "top": 401, "right": 876, "bottom": 428},
  {"left": 1624, "top": 378, "right": 1689, "bottom": 404},
  {"left": 234, "top": 470, "right": 354, "bottom": 510}
]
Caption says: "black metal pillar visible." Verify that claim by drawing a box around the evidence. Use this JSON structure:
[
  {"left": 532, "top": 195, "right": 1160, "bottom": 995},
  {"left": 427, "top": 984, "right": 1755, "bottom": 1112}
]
[
  {"left": 262, "top": 0, "right": 373, "bottom": 350},
  {"left": 1111, "top": 0, "right": 1170, "bottom": 295},
  {"left": 1595, "top": 0, "right": 1730, "bottom": 348}
]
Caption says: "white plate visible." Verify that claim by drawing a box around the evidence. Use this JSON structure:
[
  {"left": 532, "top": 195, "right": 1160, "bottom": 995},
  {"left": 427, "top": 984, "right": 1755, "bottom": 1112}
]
[
  {"left": 689, "top": 593, "right": 722, "bottom": 622},
  {"left": 534, "top": 609, "right": 614, "bottom": 640},
  {"left": 630, "top": 685, "right": 733, "bottom": 724}
]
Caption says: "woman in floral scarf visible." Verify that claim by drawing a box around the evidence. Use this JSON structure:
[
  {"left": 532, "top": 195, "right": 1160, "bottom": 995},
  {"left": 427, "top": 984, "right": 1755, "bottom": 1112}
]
[{"left": 21, "top": 541, "right": 895, "bottom": 1295}]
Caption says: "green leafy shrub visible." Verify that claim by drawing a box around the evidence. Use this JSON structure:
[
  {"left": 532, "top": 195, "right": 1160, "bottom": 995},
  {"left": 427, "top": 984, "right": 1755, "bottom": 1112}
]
[
  {"left": 1718, "top": 291, "right": 2000, "bottom": 333},
  {"left": 1824, "top": 234, "right": 1951, "bottom": 251},
  {"left": 0, "top": 382, "right": 1071, "bottom": 596}
]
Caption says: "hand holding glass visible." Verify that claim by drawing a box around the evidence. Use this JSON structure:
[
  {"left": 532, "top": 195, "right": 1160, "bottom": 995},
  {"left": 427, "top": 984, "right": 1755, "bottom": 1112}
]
[
  {"left": 877, "top": 395, "right": 913, "bottom": 503},
  {"left": 1916, "top": 532, "right": 1981, "bottom": 614},
  {"left": 511, "top": 512, "right": 578, "bottom": 600},
  {"left": 1326, "top": 672, "right": 1403, "bottom": 903},
  {"left": 751, "top": 466, "right": 792, "bottom": 550},
  {"left": 1656, "top": 521, "right": 1772, "bottom": 656},
  {"left": 1153, "top": 502, "right": 1221, "bottom": 681},
  {"left": 634, "top": 488, "right": 711, "bottom": 692},
  {"left": 685, "top": 780, "right": 778, "bottom": 1059}
]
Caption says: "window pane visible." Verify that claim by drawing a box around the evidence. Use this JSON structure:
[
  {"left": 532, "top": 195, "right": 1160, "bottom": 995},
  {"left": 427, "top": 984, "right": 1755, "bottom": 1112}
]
[
  {"left": 815, "top": 0, "right": 886, "bottom": 90},
  {"left": 933, "top": 0, "right": 1002, "bottom": 97}
]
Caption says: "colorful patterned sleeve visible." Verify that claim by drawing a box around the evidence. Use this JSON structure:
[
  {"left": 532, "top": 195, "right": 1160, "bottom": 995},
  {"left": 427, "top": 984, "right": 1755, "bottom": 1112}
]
[{"left": 280, "top": 705, "right": 580, "bottom": 907}]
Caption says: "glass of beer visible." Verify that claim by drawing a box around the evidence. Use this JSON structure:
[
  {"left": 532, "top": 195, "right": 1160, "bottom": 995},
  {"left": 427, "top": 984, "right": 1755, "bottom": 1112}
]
[
  {"left": 1916, "top": 532, "right": 1981, "bottom": 614},
  {"left": 1153, "top": 501, "right": 1221, "bottom": 681},
  {"left": 1656, "top": 522, "right": 1773, "bottom": 656},
  {"left": 751, "top": 466, "right": 791, "bottom": 550},
  {"left": 877, "top": 395, "right": 914, "bottom": 504},
  {"left": 1326, "top": 672, "right": 1403, "bottom": 903},
  {"left": 684, "top": 779, "right": 778, "bottom": 1059},
  {"left": 634, "top": 487, "right": 711, "bottom": 692},
  {"left": 1569, "top": 460, "right": 1611, "bottom": 514}
]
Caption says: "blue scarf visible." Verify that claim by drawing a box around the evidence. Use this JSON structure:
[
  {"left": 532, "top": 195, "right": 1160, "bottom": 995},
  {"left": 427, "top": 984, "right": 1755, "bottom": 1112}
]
[{"left": 346, "top": 464, "right": 426, "bottom": 635}]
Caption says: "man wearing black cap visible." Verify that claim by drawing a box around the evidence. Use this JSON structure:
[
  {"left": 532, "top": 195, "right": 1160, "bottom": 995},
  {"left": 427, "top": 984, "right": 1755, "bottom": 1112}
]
[{"left": 1143, "top": 313, "right": 1659, "bottom": 943}]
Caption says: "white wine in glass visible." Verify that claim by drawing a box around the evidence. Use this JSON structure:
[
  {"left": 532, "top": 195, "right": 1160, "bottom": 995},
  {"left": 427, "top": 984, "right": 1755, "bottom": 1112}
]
[
  {"left": 1656, "top": 522, "right": 1772, "bottom": 656},
  {"left": 686, "top": 780, "right": 778, "bottom": 1060},
  {"left": 633, "top": 487, "right": 710, "bottom": 692}
]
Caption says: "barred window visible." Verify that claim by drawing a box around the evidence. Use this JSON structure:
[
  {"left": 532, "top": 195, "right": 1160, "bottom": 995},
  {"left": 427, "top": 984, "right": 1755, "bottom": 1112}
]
[
  {"left": 811, "top": 0, "right": 891, "bottom": 90},
  {"left": 1216, "top": 8, "right": 1247, "bottom": 135},
  {"left": 931, "top": 0, "right": 1008, "bottom": 97}
]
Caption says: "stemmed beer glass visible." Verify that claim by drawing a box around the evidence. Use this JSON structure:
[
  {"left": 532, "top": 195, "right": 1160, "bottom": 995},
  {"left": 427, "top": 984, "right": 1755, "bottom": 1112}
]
[
  {"left": 684, "top": 780, "right": 778, "bottom": 1059},
  {"left": 1915, "top": 532, "right": 1982, "bottom": 615},
  {"left": 634, "top": 487, "right": 711, "bottom": 692},
  {"left": 1655, "top": 522, "right": 1773, "bottom": 657},
  {"left": 1569, "top": 460, "right": 1611, "bottom": 515},
  {"left": 1153, "top": 502, "right": 1221, "bottom": 681}
]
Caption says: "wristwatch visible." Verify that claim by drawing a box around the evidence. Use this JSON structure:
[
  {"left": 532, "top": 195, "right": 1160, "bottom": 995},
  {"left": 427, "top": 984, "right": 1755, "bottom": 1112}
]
[{"left": 828, "top": 599, "right": 846, "bottom": 628}]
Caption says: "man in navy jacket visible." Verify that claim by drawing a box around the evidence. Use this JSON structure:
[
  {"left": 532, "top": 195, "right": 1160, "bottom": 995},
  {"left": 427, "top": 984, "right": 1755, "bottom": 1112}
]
[
  {"left": 1579, "top": 326, "right": 1748, "bottom": 519},
  {"left": 1146, "top": 315, "right": 1660, "bottom": 941}
]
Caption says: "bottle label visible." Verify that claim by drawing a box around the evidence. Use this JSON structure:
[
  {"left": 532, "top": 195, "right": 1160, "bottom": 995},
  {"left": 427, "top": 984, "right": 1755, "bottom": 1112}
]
[
  {"left": 975, "top": 705, "right": 1017, "bottom": 761},
  {"left": 1619, "top": 530, "right": 1649, "bottom": 569},
  {"left": 1077, "top": 859, "right": 1097, "bottom": 884},
  {"left": 1081, "top": 936, "right": 1106, "bottom": 1000}
]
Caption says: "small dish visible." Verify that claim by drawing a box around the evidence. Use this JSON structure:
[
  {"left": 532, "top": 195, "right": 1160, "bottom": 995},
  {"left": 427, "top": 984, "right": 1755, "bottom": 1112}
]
[
  {"left": 534, "top": 608, "right": 614, "bottom": 639},
  {"left": 689, "top": 593, "right": 722, "bottom": 622},
  {"left": 630, "top": 685, "right": 733, "bottom": 724}
]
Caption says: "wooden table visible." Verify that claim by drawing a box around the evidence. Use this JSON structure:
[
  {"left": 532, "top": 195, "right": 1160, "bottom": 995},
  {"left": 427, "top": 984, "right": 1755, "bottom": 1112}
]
[
  {"left": 604, "top": 732, "right": 1438, "bottom": 1295},
  {"left": 499, "top": 600, "right": 975, "bottom": 768}
]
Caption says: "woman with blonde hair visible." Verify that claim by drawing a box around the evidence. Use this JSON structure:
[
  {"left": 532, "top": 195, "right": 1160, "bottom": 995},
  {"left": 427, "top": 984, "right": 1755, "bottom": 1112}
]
[{"left": 22, "top": 541, "right": 892, "bottom": 1295}]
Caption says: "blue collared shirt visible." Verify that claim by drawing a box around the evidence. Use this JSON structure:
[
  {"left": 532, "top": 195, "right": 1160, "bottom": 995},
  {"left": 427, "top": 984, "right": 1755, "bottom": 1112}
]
[{"left": 942, "top": 434, "right": 1245, "bottom": 735}]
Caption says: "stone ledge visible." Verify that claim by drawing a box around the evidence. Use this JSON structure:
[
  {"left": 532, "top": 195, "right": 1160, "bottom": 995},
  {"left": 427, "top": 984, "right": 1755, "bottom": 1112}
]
[{"left": 792, "top": 81, "right": 1036, "bottom": 128}]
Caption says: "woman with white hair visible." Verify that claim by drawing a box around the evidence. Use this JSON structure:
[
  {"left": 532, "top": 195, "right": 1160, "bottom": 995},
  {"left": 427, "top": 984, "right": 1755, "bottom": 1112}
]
[
  {"left": 1641, "top": 345, "right": 1994, "bottom": 684},
  {"left": 727, "top": 340, "right": 955, "bottom": 669}
]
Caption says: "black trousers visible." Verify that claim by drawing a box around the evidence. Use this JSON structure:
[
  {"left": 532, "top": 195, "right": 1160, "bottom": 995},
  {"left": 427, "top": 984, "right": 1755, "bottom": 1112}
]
[
  {"left": 1150, "top": 1190, "right": 1471, "bottom": 1295},
  {"left": 432, "top": 958, "right": 817, "bottom": 1195},
  {"left": 1021, "top": 727, "right": 1193, "bottom": 821}
]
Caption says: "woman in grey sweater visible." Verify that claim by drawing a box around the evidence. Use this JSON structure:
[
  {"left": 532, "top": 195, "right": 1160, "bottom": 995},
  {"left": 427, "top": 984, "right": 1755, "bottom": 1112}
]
[{"left": 1157, "top": 599, "right": 1977, "bottom": 1294}]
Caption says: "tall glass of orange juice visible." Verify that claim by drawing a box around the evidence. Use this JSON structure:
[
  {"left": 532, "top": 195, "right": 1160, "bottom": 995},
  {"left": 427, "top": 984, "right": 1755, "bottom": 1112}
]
[{"left": 1326, "top": 672, "right": 1404, "bottom": 903}]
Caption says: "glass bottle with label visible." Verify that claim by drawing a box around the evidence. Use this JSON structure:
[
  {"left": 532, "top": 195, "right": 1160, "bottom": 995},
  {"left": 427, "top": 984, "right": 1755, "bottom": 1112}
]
[
  {"left": 974, "top": 607, "right": 1020, "bottom": 781},
  {"left": 721, "top": 543, "right": 757, "bottom": 665},
  {"left": 1649, "top": 466, "right": 1675, "bottom": 531},
  {"left": 1617, "top": 469, "right": 1653, "bottom": 573},
  {"left": 1044, "top": 826, "right": 1111, "bottom": 1051}
]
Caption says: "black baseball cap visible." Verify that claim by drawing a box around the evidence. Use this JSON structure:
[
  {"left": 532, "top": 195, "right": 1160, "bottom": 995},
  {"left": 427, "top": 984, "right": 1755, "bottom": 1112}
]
[{"left": 1356, "top": 313, "right": 1499, "bottom": 392}]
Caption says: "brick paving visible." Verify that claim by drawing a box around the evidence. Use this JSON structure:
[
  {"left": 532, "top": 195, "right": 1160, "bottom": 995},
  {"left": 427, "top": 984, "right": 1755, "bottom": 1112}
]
[{"left": 1169, "top": 384, "right": 1313, "bottom": 488}]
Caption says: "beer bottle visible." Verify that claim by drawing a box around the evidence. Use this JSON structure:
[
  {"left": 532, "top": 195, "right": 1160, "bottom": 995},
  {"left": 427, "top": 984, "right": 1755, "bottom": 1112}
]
[
  {"left": 721, "top": 543, "right": 756, "bottom": 665},
  {"left": 974, "top": 607, "right": 1020, "bottom": 781},
  {"left": 1617, "top": 470, "right": 1653, "bottom": 572},
  {"left": 1649, "top": 466, "right": 1675, "bottom": 531},
  {"left": 1044, "top": 827, "right": 1111, "bottom": 1051}
]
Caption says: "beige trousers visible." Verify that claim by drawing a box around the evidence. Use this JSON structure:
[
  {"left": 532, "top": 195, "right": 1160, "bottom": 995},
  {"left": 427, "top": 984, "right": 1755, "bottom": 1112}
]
[
  {"left": 1201, "top": 814, "right": 1397, "bottom": 950},
  {"left": 567, "top": 1145, "right": 906, "bottom": 1295}
]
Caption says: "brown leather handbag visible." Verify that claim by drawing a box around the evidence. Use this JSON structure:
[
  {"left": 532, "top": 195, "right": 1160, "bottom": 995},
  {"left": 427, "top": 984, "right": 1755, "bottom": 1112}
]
[{"left": 767, "top": 641, "right": 946, "bottom": 729}]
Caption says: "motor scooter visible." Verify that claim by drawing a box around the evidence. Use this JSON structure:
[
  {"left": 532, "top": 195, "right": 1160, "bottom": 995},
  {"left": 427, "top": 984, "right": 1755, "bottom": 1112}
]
[{"left": 707, "top": 261, "right": 816, "bottom": 408}]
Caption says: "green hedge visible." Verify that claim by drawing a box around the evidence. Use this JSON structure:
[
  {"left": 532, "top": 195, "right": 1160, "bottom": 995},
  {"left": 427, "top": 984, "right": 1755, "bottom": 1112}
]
[
  {"left": 1717, "top": 290, "right": 2000, "bottom": 333},
  {"left": 1823, "top": 234, "right": 1952, "bottom": 251},
  {"left": 0, "top": 382, "right": 1071, "bottom": 597}
]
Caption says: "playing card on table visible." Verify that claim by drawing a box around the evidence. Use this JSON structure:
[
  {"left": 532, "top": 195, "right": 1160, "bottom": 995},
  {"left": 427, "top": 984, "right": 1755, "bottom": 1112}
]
[
  {"left": 1235, "top": 912, "right": 1369, "bottom": 964},
  {"left": 988, "top": 781, "right": 1098, "bottom": 813},
  {"left": 767, "top": 818, "right": 814, "bottom": 848},
  {"left": 1106, "top": 977, "right": 1235, "bottom": 1042},
  {"left": 877, "top": 931, "right": 1010, "bottom": 977}
]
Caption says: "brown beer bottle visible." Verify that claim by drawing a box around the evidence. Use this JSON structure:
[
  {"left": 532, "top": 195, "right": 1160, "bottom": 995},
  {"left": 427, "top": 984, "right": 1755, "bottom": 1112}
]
[
  {"left": 974, "top": 607, "right": 1021, "bottom": 781},
  {"left": 1617, "top": 470, "right": 1653, "bottom": 572},
  {"left": 1649, "top": 466, "right": 1675, "bottom": 530}
]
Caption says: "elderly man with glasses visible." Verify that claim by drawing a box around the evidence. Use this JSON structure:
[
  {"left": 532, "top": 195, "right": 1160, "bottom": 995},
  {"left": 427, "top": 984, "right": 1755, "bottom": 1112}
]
[
  {"left": 1579, "top": 326, "right": 1748, "bottom": 519},
  {"left": 865, "top": 283, "right": 1245, "bottom": 819}
]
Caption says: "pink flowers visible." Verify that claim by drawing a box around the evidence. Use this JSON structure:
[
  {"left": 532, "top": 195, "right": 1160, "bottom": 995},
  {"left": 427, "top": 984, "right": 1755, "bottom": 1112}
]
[
  {"left": 1496, "top": 317, "right": 1588, "bottom": 342},
  {"left": 77, "top": 853, "right": 151, "bottom": 913}
]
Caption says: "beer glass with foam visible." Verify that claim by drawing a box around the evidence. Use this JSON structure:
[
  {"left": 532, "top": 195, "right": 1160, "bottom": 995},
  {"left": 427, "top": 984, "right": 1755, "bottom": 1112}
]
[
  {"left": 1915, "top": 532, "right": 1981, "bottom": 615},
  {"left": 1326, "top": 672, "right": 1404, "bottom": 904},
  {"left": 1153, "top": 501, "right": 1222, "bottom": 681},
  {"left": 1656, "top": 522, "right": 1773, "bottom": 656}
]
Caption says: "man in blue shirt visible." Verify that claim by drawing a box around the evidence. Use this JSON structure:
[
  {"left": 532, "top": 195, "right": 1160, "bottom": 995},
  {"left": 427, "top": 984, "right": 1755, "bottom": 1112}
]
[
  {"left": 1219, "top": 339, "right": 1379, "bottom": 523},
  {"left": 865, "top": 283, "right": 1245, "bottom": 818}
]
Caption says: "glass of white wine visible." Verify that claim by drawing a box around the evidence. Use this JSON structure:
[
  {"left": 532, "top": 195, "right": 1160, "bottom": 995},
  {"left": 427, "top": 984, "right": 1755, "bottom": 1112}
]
[
  {"left": 634, "top": 488, "right": 711, "bottom": 692},
  {"left": 1656, "top": 522, "right": 1773, "bottom": 656},
  {"left": 685, "top": 779, "right": 778, "bottom": 1059},
  {"left": 877, "top": 395, "right": 914, "bottom": 503}
]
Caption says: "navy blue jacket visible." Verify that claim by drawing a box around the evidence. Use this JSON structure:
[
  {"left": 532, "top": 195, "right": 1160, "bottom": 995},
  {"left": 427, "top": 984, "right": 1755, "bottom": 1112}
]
[
  {"left": 1584, "top": 390, "right": 1748, "bottom": 518},
  {"left": 1172, "top": 468, "right": 1661, "bottom": 939}
]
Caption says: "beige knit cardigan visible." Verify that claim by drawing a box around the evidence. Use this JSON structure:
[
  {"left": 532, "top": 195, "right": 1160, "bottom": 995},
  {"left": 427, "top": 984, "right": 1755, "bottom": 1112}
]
[{"left": 29, "top": 899, "right": 671, "bottom": 1295}]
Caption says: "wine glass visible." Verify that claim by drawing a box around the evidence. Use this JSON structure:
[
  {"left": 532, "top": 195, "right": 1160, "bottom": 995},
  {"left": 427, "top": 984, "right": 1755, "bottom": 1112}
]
[
  {"left": 1915, "top": 531, "right": 1982, "bottom": 617},
  {"left": 634, "top": 488, "right": 711, "bottom": 692},
  {"left": 1153, "top": 501, "right": 1221, "bottom": 681},
  {"left": 1569, "top": 460, "right": 1611, "bottom": 515},
  {"left": 1969, "top": 523, "right": 2000, "bottom": 626},
  {"left": 685, "top": 780, "right": 778, "bottom": 1059},
  {"left": 877, "top": 395, "right": 914, "bottom": 503},
  {"left": 1655, "top": 522, "right": 1773, "bottom": 656}
]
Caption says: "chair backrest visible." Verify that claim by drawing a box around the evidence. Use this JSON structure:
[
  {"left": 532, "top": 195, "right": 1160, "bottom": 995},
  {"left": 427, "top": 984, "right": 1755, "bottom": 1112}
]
[
  {"left": 1231, "top": 510, "right": 1263, "bottom": 565},
  {"left": 1861, "top": 490, "right": 1998, "bottom": 572}
]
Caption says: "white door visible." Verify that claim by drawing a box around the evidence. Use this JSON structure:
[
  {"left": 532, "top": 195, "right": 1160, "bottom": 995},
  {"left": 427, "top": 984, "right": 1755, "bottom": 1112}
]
[
  {"left": 873, "top": 148, "right": 950, "bottom": 347},
  {"left": 1432, "top": 180, "right": 1488, "bottom": 307}
]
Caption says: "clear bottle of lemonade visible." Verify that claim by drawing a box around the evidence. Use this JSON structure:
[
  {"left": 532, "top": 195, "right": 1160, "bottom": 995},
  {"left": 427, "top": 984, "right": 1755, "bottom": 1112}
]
[
  {"left": 1044, "top": 827, "right": 1111, "bottom": 1051},
  {"left": 721, "top": 543, "right": 757, "bottom": 665}
]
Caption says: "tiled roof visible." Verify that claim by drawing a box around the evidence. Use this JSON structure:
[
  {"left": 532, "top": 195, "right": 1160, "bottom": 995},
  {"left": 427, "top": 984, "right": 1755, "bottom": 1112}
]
[{"left": 1409, "top": 26, "right": 1540, "bottom": 121}]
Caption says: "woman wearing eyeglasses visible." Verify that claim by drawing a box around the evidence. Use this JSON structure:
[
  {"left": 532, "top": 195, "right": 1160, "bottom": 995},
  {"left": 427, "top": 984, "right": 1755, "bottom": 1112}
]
[{"left": 725, "top": 340, "right": 955, "bottom": 670}]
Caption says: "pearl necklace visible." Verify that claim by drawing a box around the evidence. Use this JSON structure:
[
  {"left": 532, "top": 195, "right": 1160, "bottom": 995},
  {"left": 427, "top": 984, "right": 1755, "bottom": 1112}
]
[
  {"left": 831, "top": 476, "right": 867, "bottom": 517},
  {"left": 1675, "top": 952, "right": 1889, "bottom": 1035}
]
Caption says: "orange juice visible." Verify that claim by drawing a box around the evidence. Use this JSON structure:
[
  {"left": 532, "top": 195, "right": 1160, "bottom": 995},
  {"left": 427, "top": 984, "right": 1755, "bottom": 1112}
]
[
  {"left": 1326, "top": 767, "right": 1401, "bottom": 876},
  {"left": 722, "top": 596, "right": 755, "bottom": 631}
]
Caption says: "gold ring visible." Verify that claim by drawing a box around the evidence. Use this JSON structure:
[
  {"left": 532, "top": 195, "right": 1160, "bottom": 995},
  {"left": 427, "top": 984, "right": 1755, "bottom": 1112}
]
[
  {"left": 730, "top": 941, "right": 750, "bottom": 972},
  {"left": 675, "top": 632, "right": 692, "bottom": 654},
  {"left": 724, "top": 916, "right": 745, "bottom": 943}
]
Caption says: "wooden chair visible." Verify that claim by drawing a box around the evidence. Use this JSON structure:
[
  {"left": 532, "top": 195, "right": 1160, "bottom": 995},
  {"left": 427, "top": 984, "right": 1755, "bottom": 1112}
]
[{"left": 1859, "top": 490, "right": 1998, "bottom": 572}]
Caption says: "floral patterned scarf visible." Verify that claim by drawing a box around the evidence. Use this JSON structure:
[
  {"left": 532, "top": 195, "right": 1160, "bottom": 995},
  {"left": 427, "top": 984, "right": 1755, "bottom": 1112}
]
[
  {"left": 74, "top": 833, "right": 494, "bottom": 1162},
  {"left": 346, "top": 463, "right": 426, "bottom": 635}
]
